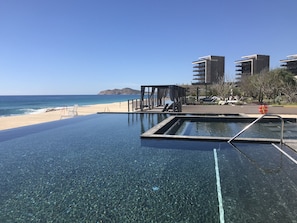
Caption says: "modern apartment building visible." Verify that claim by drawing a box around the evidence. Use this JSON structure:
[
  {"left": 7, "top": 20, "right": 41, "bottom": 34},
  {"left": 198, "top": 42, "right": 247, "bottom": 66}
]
[
  {"left": 235, "top": 54, "right": 270, "bottom": 81},
  {"left": 280, "top": 54, "right": 297, "bottom": 75},
  {"left": 192, "top": 55, "right": 225, "bottom": 85}
]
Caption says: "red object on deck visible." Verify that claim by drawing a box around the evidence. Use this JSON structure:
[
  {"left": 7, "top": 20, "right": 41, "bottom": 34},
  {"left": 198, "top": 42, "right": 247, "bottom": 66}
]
[{"left": 259, "top": 105, "right": 268, "bottom": 114}]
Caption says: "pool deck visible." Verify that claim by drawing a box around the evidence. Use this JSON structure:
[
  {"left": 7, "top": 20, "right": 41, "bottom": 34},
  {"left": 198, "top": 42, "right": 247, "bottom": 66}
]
[
  {"left": 140, "top": 104, "right": 297, "bottom": 152},
  {"left": 182, "top": 104, "right": 297, "bottom": 116}
]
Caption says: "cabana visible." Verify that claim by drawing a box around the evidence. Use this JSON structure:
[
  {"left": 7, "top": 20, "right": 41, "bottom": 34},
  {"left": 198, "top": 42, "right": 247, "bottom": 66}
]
[{"left": 140, "top": 85, "right": 186, "bottom": 112}]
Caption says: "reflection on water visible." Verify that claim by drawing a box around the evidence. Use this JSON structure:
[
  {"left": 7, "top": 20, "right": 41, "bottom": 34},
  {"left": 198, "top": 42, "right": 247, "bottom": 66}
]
[
  {"left": 129, "top": 113, "right": 169, "bottom": 133},
  {"left": 229, "top": 142, "right": 284, "bottom": 174},
  {"left": 174, "top": 120, "right": 281, "bottom": 139},
  {"left": 220, "top": 142, "right": 297, "bottom": 222}
]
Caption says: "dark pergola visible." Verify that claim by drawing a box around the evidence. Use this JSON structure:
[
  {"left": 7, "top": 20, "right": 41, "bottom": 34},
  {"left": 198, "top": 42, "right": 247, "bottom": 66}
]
[{"left": 140, "top": 85, "right": 186, "bottom": 112}]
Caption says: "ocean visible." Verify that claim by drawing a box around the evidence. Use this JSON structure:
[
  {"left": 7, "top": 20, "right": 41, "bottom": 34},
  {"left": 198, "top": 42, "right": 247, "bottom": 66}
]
[{"left": 0, "top": 95, "right": 140, "bottom": 117}]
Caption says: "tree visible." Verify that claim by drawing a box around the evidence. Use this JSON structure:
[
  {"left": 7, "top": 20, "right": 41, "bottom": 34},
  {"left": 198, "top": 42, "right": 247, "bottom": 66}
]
[
  {"left": 210, "top": 77, "right": 235, "bottom": 100},
  {"left": 239, "top": 68, "right": 297, "bottom": 103},
  {"left": 240, "top": 74, "right": 257, "bottom": 98},
  {"left": 240, "top": 72, "right": 267, "bottom": 103}
]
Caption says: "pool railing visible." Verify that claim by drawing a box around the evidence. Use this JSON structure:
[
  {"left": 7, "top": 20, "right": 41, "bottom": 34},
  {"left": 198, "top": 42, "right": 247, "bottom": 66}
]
[{"left": 228, "top": 114, "right": 285, "bottom": 144}]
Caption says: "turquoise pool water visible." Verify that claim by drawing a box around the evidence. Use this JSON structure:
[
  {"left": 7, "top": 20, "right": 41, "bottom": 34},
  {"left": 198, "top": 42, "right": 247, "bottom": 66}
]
[{"left": 0, "top": 114, "right": 297, "bottom": 222}]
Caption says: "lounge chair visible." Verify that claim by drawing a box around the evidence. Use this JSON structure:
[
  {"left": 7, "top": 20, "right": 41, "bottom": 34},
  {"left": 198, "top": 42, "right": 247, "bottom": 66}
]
[
  {"left": 60, "top": 104, "right": 78, "bottom": 119},
  {"left": 162, "top": 103, "right": 169, "bottom": 112}
]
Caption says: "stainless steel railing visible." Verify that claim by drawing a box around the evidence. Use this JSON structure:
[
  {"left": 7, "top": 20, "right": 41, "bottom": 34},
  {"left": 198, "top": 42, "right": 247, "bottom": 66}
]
[{"left": 228, "top": 114, "right": 284, "bottom": 144}]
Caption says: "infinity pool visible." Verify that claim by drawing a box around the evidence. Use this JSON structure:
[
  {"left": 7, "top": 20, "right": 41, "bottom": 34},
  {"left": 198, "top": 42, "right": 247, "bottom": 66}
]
[{"left": 0, "top": 113, "right": 297, "bottom": 222}]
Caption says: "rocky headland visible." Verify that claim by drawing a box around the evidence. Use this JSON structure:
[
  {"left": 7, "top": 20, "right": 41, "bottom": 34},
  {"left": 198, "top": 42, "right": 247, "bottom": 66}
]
[{"left": 98, "top": 88, "right": 140, "bottom": 95}]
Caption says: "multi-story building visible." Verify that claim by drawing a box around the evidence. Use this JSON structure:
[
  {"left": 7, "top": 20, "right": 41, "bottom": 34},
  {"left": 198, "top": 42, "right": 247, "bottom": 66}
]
[
  {"left": 192, "top": 55, "right": 225, "bottom": 85},
  {"left": 280, "top": 54, "right": 297, "bottom": 75},
  {"left": 235, "top": 54, "right": 270, "bottom": 81}
]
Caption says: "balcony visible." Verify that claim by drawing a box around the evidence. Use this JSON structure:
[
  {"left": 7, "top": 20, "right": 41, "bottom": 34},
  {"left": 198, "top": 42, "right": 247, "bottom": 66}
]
[
  {"left": 193, "top": 65, "right": 205, "bottom": 69},
  {"left": 193, "top": 69, "right": 205, "bottom": 72}
]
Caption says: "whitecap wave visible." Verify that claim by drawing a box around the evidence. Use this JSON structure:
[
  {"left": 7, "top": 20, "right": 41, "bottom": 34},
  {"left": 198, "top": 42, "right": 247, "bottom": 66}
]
[{"left": 20, "top": 107, "right": 64, "bottom": 115}]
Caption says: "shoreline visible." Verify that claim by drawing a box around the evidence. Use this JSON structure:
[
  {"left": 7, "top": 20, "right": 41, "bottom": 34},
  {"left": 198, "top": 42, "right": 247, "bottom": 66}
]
[
  {"left": 0, "top": 101, "right": 129, "bottom": 131},
  {"left": 1, "top": 102, "right": 296, "bottom": 131}
]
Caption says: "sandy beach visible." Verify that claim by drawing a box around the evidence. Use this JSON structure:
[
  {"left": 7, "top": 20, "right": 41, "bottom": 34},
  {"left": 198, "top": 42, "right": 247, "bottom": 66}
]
[
  {"left": 0, "top": 101, "right": 129, "bottom": 131},
  {"left": 1, "top": 102, "right": 296, "bottom": 131}
]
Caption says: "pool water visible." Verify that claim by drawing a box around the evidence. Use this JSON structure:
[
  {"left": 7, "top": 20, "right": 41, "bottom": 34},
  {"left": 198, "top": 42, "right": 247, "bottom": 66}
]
[
  {"left": 174, "top": 120, "right": 280, "bottom": 138},
  {"left": 143, "top": 115, "right": 297, "bottom": 143},
  {"left": 0, "top": 113, "right": 297, "bottom": 222}
]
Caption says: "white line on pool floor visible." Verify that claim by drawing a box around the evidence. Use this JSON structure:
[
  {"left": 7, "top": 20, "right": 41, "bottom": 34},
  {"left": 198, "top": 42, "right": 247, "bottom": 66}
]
[{"left": 214, "top": 148, "right": 225, "bottom": 223}]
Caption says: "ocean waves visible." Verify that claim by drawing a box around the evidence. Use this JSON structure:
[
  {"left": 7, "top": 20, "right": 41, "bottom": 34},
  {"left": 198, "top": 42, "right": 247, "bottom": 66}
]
[
  {"left": 0, "top": 107, "right": 60, "bottom": 117},
  {"left": 0, "top": 95, "right": 139, "bottom": 117}
]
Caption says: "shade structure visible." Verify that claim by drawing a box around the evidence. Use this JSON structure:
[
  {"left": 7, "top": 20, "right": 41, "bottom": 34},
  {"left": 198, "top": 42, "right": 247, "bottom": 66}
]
[{"left": 140, "top": 85, "right": 186, "bottom": 112}]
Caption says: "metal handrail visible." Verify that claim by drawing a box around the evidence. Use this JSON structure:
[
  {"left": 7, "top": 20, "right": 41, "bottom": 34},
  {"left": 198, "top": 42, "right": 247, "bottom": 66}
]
[{"left": 228, "top": 114, "right": 284, "bottom": 144}]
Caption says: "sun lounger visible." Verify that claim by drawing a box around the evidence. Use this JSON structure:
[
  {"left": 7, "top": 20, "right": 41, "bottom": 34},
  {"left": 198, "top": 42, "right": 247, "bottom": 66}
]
[
  {"left": 60, "top": 104, "right": 78, "bottom": 119},
  {"left": 162, "top": 103, "right": 169, "bottom": 112}
]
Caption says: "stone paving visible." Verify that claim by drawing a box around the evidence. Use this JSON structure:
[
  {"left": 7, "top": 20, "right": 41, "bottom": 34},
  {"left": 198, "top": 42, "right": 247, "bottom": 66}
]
[{"left": 181, "top": 104, "right": 297, "bottom": 116}]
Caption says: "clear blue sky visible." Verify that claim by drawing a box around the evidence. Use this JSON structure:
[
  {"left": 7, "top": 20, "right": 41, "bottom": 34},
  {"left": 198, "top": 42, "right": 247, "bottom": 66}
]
[{"left": 0, "top": 0, "right": 296, "bottom": 95}]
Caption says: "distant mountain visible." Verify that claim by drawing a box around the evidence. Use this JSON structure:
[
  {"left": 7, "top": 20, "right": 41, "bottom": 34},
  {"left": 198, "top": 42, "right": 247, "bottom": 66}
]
[{"left": 98, "top": 88, "right": 141, "bottom": 95}]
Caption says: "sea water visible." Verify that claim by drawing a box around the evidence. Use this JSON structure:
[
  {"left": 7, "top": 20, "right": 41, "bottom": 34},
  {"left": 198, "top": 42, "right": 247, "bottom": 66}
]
[{"left": 0, "top": 95, "right": 139, "bottom": 116}]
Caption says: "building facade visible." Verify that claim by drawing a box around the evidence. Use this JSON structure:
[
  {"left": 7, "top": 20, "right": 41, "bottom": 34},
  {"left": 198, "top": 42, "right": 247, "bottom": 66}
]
[
  {"left": 235, "top": 54, "right": 270, "bottom": 81},
  {"left": 192, "top": 55, "right": 225, "bottom": 85},
  {"left": 280, "top": 54, "right": 297, "bottom": 75}
]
